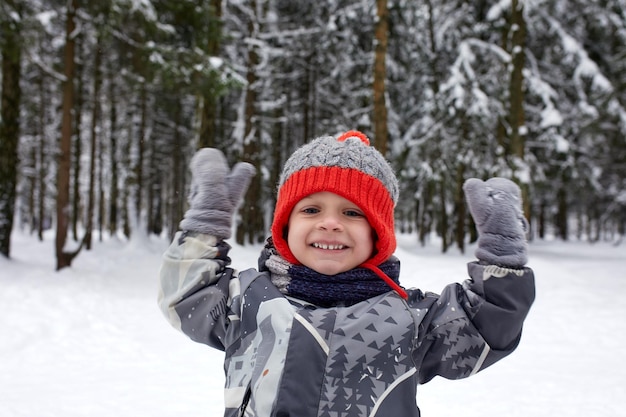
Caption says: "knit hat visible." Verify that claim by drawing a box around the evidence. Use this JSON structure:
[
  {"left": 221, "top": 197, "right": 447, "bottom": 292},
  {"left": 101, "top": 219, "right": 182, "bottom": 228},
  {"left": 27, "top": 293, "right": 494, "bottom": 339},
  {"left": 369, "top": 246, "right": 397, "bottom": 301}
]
[{"left": 270, "top": 130, "right": 407, "bottom": 299}]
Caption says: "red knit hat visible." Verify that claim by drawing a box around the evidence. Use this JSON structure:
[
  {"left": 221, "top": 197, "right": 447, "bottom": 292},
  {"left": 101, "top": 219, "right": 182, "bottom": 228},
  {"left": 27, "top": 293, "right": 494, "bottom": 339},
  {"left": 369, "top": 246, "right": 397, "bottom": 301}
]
[{"left": 271, "top": 130, "right": 407, "bottom": 299}]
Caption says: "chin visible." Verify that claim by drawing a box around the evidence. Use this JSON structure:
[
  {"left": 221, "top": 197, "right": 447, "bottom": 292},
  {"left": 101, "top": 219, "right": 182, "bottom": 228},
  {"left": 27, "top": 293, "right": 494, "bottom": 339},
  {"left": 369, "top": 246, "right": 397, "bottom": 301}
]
[{"left": 311, "top": 264, "right": 350, "bottom": 276}]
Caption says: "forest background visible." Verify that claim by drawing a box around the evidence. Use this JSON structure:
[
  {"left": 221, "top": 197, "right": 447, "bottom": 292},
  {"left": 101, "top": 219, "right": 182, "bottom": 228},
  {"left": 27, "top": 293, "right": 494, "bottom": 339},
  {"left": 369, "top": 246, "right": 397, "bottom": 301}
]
[{"left": 1, "top": 0, "right": 625, "bottom": 270}]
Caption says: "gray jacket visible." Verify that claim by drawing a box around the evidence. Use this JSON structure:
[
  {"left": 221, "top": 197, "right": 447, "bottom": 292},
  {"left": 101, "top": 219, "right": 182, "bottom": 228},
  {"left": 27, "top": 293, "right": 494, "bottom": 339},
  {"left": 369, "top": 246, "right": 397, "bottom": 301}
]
[{"left": 158, "top": 232, "right": 535, "bottom": 417}]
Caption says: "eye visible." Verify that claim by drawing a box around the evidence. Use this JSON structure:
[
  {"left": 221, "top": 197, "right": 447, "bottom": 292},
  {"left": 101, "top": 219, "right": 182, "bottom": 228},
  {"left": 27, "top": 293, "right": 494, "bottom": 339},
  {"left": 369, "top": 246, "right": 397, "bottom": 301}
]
[
  {"left": 344, "top": 209, "right": 364, "bottom": 218},
  {"left": 302, "top": 207, "right": 319, "bottom": 214}
]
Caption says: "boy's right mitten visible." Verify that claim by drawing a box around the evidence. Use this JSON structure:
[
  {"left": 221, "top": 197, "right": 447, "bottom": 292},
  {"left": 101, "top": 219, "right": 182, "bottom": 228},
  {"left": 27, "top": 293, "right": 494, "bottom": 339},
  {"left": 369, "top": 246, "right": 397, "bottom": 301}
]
[
  {"left": 463, "top": 177, "right": 528, "bottom": 268},
  {"left": 179, "top": 148, "right": 256, "bottom": 239}
]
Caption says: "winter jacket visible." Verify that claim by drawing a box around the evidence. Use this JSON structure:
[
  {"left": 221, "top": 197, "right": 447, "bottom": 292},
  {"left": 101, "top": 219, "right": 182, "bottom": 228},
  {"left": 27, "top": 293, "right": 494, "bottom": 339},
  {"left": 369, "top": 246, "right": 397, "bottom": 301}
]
[{"left": 158, "top": 232, "right": 535, "bottom": 417}]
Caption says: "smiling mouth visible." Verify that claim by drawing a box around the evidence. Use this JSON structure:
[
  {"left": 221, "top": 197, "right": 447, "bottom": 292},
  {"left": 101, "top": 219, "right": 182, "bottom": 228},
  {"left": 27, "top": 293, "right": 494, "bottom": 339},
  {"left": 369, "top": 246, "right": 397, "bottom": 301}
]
[{"left": 311, "top": 243, "right": 347, "bottom": 250}]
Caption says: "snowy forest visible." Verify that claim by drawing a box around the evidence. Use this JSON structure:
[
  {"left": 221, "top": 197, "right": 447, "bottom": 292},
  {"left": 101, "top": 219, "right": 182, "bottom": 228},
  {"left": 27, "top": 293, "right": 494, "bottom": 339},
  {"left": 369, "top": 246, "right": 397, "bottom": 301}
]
[{"left": 1, "top": 0, "right": 625, "bottom": 270}]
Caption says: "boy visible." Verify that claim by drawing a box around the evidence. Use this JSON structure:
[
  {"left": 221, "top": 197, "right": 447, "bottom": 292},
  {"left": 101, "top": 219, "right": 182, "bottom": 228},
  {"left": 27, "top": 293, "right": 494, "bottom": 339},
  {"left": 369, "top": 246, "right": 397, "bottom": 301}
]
[{"left": 158, "top": 130, "right": 535, "bottom": 417}]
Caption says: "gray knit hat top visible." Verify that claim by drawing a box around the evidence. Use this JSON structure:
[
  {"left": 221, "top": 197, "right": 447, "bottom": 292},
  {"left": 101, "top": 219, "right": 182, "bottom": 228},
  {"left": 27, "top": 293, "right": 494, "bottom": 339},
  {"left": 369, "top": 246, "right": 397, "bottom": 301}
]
[{"left": 278, "top": 133, "right": 399, "bottom": 203}]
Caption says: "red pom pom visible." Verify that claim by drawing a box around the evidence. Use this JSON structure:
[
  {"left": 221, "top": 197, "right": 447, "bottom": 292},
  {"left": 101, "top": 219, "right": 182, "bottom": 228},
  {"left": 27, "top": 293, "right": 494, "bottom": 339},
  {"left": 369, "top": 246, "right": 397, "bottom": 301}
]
[{"left": 337, "top": 130, "right": 370, "bottom": 146}]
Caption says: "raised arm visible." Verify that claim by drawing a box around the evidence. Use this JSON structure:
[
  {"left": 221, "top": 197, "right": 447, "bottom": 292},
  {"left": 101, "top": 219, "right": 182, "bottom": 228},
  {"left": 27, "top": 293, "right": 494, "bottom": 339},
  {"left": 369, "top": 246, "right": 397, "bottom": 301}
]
[
  {"left": 158, "top": 148, "right": 255, "bottom": 349},
  {"left": 415, "top": 178, "right": 535, "bottom": 382}
]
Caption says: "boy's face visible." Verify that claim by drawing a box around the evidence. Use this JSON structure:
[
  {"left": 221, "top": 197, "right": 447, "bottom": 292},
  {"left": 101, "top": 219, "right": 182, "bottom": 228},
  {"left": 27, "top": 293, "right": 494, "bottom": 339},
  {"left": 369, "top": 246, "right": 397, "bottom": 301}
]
[{"left": 287, "top": 191, "right": 374, "bottom": 275}]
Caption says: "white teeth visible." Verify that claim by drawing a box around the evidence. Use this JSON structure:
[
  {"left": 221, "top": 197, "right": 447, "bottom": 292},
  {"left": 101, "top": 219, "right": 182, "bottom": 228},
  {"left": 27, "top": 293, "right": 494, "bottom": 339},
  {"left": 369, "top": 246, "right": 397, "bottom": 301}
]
[{"left": 312, "top": 243, "right": 345, "bottom": 250}]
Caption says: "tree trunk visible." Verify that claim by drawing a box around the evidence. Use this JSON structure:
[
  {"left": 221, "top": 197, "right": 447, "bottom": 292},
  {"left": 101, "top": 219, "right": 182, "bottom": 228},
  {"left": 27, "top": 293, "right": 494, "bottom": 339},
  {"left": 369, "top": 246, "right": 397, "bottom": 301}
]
[
  {"left": 425, "top": 0, "right": 440, "bottom": 95},
  {"left": 98, "top": 138, "right": 104, "bottom": 242},
  {"left": 134, "top": 84, "right": 147, "bottom": 231},
  {"left": 28, "top": 144, "right": 36, "bottom": 234},
  {"left": 147, "top": 137, "right": 163, "bottom": 236},
  {"left": 454, "top": 163, "right": 466, "bottom": 253},
  {"left": 302, "top": 56, "right": 312, "bottom": 146},
  {"left": 108, "top": 71, "right": 119, "bottom": 237},
  {"left": 237, "top": 0, "right": 264, "bottom": 245},
  {"left": 37, "top": 141, "right": 46, "bottom": 241},
  {"left": 538, "top": 200, "right": 546, "bottom": 239},
  {"left": 146, "top": 141, "right": 155, "bottom": 235},
  {"left": 71, "top": 35, "right": 83, "bottom": 242},
  {"left": 198, "top": 0, "right": 223, "bottom": 149},
  {"left": 168, "top": 101, "right": 185, "bottom": 240},
  {"left": 507, "top": 0, "right": 532, "bottom": 225},
  {"left": 84, "top": 37, "right": 102, "bottom": 250},
  {"left": 556, "top": 186, "right": 568, "bottom": 240},
  {"left": 417, "top": 181, "right": 433, "bottom": 247},
  {"left": 0, "top": 9, "right": 22, "bottom": 258},
  {"left": 56, "top": 0, "right": 81, "bottom": 270},
  {"left": 268, "top": 103, "right": 284, "bottom": 232},
  {"left": 439, "top": 180, "right": 449, "bottom": 253},
  {"left": 508, "top": 0, "right": 526, "bottom": 160},
  {"left": 37, "top": 43, "right": 48, "bottom": 241},
  {"left": 373, "top": 0, "right": 389, "bottom": 155},
  {"left": 415, "top": 198, "right": 423, "bottom": 243},
  {"left": 122, "top": 107, "right": 132, "bottom": 239}
]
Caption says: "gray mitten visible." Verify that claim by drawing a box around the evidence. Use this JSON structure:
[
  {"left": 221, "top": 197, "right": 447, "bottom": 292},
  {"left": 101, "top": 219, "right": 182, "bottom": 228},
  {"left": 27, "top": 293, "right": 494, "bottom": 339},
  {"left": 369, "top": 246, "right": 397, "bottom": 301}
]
[
  {"left": 179, "top": 148, "right": 256, "bottom": 239},
  {"left": 463, "top": 177, "right": 528, "bottom": 267}
]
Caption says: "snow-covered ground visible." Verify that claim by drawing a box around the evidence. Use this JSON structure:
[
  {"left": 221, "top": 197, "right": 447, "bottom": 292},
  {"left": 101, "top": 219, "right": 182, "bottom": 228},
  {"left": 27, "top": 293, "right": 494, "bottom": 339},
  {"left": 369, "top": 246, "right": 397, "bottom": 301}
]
[{"left": 1, "top": 230, "right": 625, "bottom": 416}]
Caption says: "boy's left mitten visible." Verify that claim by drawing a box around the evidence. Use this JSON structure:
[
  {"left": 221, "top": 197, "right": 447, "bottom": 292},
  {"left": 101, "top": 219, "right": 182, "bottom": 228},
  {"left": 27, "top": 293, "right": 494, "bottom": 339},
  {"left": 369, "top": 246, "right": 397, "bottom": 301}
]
[
  {"left": 463, "top": 177, "right": 528, "bottom": 268},
  {"left": 179, "top": 148, "right": 256, "bottom": 239}
]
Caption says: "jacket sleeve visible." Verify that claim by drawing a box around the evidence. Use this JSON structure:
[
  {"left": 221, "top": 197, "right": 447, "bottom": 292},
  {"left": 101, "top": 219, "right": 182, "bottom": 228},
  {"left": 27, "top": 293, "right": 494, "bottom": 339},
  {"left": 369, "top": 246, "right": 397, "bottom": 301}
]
[
  {"left": 412, "top": 262, "right": 535, "bottom": 384},
  {"left": 157, "top": 231, "right": 235, "bottom": 351}
]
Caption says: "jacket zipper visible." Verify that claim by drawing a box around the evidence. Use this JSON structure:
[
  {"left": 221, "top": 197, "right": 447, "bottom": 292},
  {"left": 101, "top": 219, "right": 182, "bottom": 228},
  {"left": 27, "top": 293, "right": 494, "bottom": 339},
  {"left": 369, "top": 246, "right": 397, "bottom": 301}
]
[{"left": 238, "top": 384, "right": 252, "bottom": 417}]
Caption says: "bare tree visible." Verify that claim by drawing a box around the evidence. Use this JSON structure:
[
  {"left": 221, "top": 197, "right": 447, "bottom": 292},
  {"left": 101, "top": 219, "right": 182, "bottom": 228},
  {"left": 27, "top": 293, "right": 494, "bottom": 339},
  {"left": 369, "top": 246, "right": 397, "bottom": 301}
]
[
  {"left": 373, "top": 0, "right": 389, "bottom": 154},
  {"left": 56, "top": 0, "right": 82, "bottom": 270},
  {"left": 236, "top": 0, "right": 264, "bottom": 245},
  {"left": 84, "top": 35, "right": 102, "bottom": 250},
  {"left": 0, "top": 1, "right": 23, "bottom": 258},
  {"left": 507, "top": 0, "right": 531, "bottom": 222},
  {"left": 197, "top": 0, "right": 223, "bottom": 149}
]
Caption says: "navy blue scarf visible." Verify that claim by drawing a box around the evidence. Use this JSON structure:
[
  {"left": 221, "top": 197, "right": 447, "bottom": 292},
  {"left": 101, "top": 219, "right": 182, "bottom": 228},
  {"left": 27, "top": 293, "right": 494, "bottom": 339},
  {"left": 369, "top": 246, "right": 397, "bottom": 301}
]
[{"left": 259, "top": 239, "right": 402, "bottom": 307}]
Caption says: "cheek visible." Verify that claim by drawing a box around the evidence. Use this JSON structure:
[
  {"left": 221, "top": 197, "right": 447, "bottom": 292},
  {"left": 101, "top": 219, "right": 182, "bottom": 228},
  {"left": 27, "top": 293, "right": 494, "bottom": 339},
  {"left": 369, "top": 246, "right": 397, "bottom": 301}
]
[
  {"left": 366, "top": 235, "right": 376, "bottom": 256},
  {"left": 285, "top": 213, "right": 296, "bottom": 243},
  {"left": 356, "top": 224, "right": 375, "bottom": 253},
  {"left": 286, "top": 221, "right": 304, "bottom": 247}
]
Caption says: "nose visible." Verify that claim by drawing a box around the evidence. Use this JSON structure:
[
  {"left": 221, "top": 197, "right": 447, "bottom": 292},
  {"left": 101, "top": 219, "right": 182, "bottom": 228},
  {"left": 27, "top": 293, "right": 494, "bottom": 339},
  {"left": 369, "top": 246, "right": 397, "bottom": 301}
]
[{"left": 317, "top": 213, "right": 343, "bottom": 231}]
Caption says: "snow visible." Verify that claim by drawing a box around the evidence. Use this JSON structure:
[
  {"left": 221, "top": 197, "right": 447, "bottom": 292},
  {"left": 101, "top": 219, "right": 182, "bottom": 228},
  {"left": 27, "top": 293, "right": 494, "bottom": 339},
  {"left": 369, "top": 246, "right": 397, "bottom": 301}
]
[
  {"left": 554, "top": 134, "right": 570, "bottom": 153},
  {"left": 35, "top": 11, "right": 57, "bottom": 28},
  {"left": 540, "top": 106, "right": 563, "bottom": 129},
  {"left": 486, "top": 0, "right": 511, "bottom": 21},
  {"left": 1, "top": 230, "right": 626, "bottom": 416}
]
